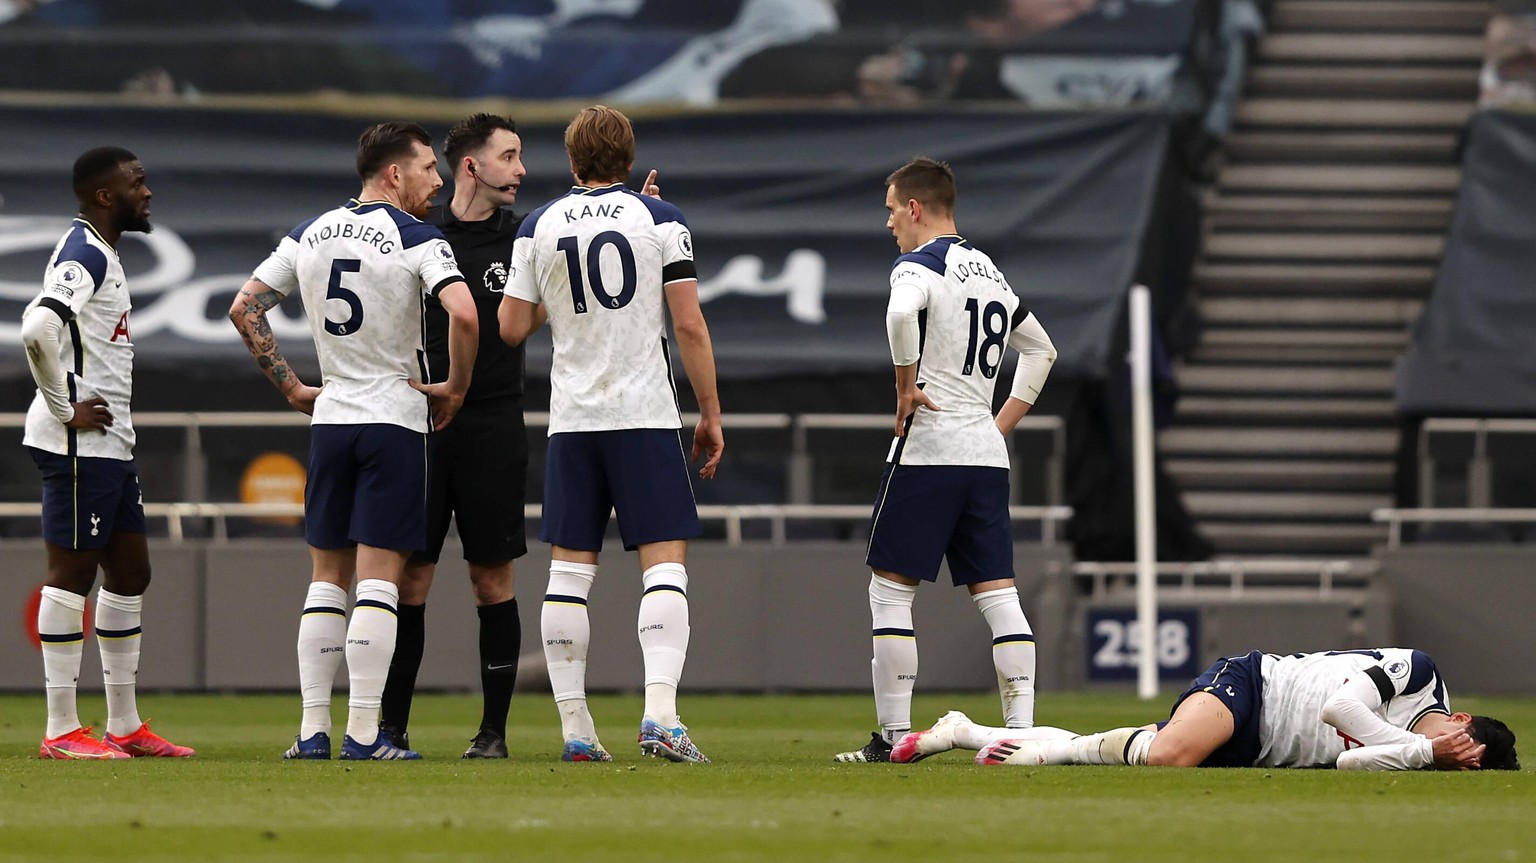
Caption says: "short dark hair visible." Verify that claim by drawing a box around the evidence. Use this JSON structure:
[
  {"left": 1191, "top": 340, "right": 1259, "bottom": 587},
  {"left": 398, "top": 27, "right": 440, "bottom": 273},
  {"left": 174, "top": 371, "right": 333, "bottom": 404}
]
[
  {"left": 565, "top": 105, "right": 635, "bottom": 185},
  {"left": 356, "top": 122, "right": 432, "bottom": 181},
  {"left": 886, "top": 157, "right": 956, "bottom": 215},
  {"left": 73, "top": 146, "right": 138, "bottom": 200},
  {"left": 1469, "top": 716, "right": 1520, "bottom": 770},
  {"left": 444, "top": 113, "right": 518, "bottom": 170}
]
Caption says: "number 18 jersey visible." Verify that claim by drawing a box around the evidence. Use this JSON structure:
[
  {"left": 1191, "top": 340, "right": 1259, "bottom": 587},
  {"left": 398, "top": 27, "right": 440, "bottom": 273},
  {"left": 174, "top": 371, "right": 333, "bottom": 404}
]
[
  {"left": 506, "top": 183, "right": 697, "bottom": 435},
  {"left": 891, "top": 235, "right": 1025, "bottom": 469}
]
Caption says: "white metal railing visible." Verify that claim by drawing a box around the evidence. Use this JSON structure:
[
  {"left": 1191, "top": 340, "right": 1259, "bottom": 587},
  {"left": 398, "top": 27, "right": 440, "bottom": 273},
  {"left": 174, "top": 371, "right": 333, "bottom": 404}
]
[
  {"left": 1372, "top": 507, "right": 1536, "bottom": 549},
  {"left": 0, "top": 411, "right": 1066, "bottom": 506},
  {"left": 0, "top": 501, "right": 1073, "bottom": 548},
  {"left": 1418, "top": 418, "right": 1536, "bottom": 508},
  {"left": 1071, "top": 558, "right": 1380, "bottom": 598}
]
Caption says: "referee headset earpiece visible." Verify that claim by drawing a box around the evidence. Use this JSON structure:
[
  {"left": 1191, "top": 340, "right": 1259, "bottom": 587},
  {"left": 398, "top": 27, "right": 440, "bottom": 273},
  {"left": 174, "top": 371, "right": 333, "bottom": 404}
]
[{"left": 468, "top": 160, "right": 514, "bottom": 193}]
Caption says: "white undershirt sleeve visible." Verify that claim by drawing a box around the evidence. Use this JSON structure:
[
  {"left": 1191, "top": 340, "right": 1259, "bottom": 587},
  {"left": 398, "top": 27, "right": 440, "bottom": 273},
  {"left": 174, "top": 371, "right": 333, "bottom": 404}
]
[
  {"left": 886, "top": 281, "right": 926, "bottom": 367},
  {"left": 20, "top": 304, "right": 75, "bottom": 423},
  {"left": 1336, "top": 738, "right": 1435, "bottom": 771},
  {"left": 1007, "top": 312, "right": 1057, "bottom": 404},
  {"left": 1320, "top": 676, "right": 1423, "bottom": 749}
]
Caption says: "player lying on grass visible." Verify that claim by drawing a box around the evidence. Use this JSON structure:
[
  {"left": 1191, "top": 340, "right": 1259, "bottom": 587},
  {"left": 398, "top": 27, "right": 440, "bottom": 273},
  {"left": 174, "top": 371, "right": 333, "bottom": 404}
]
[{"left": 894, "top": 647, "right": 1519, "bottom": 771}]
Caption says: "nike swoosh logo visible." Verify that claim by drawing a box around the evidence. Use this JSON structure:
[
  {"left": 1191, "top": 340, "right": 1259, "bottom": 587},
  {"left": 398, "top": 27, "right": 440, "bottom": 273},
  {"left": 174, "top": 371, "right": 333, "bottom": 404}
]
[{"left": 485, "top": 663, "right": 515, "bottom": 671}]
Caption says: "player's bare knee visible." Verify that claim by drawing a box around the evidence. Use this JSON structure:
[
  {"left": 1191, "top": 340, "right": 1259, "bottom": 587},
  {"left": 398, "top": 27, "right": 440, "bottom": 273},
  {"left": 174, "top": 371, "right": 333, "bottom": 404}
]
[
  {"left": 1146, "top": 735, "right": 1210, "bottom": 767},
  {"left": 469, "top": 562, "right": 513, "bottom": 605}
]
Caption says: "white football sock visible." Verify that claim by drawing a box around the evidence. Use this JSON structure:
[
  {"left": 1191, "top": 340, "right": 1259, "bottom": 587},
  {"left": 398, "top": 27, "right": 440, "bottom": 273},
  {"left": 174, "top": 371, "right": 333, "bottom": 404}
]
[
  {"left": 296, "top": 581, "right": 348, "bottom": 739},
  {"left": 972, "top": 586, "right": 1037, "bottom": 728},
  {"left": 954, "top": 720, "right": 1075, "bottom": 751},
  {"left": 1070, "top": 727, "right": 1155, "bottom": 765},
  {"left": 95, "top": 588, "right": 144, "bottom": 737},
  {"left": 39, "top": 586, "right": 86, "bottom": 739},
  {"left": 345, "top": 579, "right": 400, "bottom": 745},
  {"left": 543, "top": 562, "right": 597, "bottom": 742},
  {"left": 869, "top": 574, "right": 918, "bottom": 743},
  {"left": 638, "top": 562, "right": 690, "bottom": 727}
]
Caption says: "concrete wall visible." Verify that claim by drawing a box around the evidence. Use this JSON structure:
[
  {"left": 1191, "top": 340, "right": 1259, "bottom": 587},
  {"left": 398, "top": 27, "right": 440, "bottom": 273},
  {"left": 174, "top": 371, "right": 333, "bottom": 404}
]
[
  {"left": 3, "top": 539, "right": 1073, "bottom": 693},
  {"left": 1377, "top": 544, "right": 1536, "bottom": 694}
]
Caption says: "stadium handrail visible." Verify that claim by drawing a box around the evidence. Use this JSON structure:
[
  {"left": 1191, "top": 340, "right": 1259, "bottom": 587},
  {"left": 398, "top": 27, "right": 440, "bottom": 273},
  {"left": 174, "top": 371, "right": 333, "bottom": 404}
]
[
  {"left": 1071, "top": 559, "right": 1380, "bottom": 598},
  {"left": 1372, "top": 506, "right": 1536, "bottom": 549},
  {"left": 0, "top": 501, "right": 1073, "bottom": 547},
  {"left": 0, "top": 411, "right": 1066, "bottom": 506},
  {"left": 1417, "top": 418, "right": 1536, "bottom": 508}
]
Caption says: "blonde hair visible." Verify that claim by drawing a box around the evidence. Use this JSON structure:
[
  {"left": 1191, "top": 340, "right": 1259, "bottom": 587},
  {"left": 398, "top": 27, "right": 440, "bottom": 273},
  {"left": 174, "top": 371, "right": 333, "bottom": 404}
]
[{"left": 565, "top": 105, "right": 635, "bottom": 184}]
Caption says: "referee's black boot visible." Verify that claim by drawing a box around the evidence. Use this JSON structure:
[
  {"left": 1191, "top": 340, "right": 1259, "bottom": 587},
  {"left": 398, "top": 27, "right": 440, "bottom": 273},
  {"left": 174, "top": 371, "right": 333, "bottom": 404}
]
[{"left": 463, "top": 728, "right": 509, "bottom": 759}]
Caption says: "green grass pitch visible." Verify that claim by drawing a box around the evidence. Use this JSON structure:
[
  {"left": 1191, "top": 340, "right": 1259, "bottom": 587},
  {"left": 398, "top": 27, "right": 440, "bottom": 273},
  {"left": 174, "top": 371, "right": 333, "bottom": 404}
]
[{"left": 0, "top": 692, "right": 1531, "bottom": 862}]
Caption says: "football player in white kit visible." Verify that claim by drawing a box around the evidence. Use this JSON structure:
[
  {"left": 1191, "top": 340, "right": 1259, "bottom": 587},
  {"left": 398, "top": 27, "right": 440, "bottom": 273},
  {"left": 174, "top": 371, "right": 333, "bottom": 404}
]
[
  {"left": 898, "top": 647, "right": 1519, "bottom": 771},
  {"left": 21, "top": 147, "right": 195, "bottom": 760},
  {"left": 836, "top": 158, "right": 1058, "bottom": 763},
  {"left": 499, "top": 105, "right": 723, "bottom": 764},
  {"left": 229, "top": 122, "right": 479, "bottom": 761}
]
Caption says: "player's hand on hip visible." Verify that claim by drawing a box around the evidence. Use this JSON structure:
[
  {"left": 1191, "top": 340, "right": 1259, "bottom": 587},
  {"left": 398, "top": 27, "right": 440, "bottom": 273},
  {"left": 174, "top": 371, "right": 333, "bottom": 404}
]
[
  {"left": 894, "top": 388, "right": 940, "bottom": 436},
  {"left": 641, "top": 169, "right": 661, "bottom": 199},
  {"left": 691, "top": 414, "right": 723, "bottom": 479},
  {"left": 412, "top": 381, "right": 465, "bottom": 431},
  {"left": 66, "top": 397, "right": 113, "bottom": 431},
  {"left": 1428, "top": 727, "right": 1484, "bottom": 770},
  {"left": 286, "top": 384, "right": 323, "bottom": 417}
]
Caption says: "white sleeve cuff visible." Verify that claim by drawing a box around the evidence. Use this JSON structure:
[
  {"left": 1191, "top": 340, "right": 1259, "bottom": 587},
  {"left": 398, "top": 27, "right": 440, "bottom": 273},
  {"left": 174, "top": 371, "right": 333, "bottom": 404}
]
[{"left": 1008, "top": 312, "right": 1056, "bottom": 403}]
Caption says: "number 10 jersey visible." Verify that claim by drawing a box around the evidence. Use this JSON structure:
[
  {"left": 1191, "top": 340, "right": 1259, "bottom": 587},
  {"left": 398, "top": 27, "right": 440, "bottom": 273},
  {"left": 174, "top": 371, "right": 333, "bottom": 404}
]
[
  {"left": 253, "top": 199, "right": 463, "bottom": 433},
  {"left": 506, "top": 183, "right": 697, "bottom": 435}
]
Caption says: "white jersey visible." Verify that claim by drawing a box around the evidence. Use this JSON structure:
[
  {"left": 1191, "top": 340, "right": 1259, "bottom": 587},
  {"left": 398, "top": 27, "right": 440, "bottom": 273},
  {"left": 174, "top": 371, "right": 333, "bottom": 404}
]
[
  {"left": 506, "top": 183, "right": 696, "bottom": 434},
  {"left": 1258, "top": 648, "right": 1450, "bottom": 769},
  {"left": 253, "top": 199, "right": 463, "bottom": 433},
  {"left": 23, "top": 218, "right": 136, "bottom": 460},
  {"left": 889, "top": 236, "right": 1030, "bottom": 468}
]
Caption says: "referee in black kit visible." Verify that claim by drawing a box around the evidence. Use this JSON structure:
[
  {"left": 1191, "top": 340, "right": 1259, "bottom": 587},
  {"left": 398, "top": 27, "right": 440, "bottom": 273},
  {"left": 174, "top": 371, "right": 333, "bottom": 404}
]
[
  {"left": 378, "top": 113, "right": 531, "bottom": 758},
  {"left": 379, "top": 113, "right": 666, "bottom": 758}
]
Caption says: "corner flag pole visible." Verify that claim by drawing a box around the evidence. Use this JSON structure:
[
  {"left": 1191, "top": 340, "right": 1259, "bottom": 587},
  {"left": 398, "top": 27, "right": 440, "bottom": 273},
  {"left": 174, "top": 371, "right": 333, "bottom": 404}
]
[{"left": 1129, "top": 284, "right": 1159, "bottom": 700}]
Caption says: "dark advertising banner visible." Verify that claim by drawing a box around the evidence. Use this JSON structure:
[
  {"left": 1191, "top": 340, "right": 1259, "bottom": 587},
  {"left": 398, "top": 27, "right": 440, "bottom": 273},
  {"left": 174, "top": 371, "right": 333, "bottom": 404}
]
[
  {"left": 1397, "top": 110, "right": 1536, "bottom": 414},
  {"left": 0, "top": 106, "right": 1167, "bottom": 383},
  {"left": 0, "top": 0, "right": 1199, "bottom": 107}
]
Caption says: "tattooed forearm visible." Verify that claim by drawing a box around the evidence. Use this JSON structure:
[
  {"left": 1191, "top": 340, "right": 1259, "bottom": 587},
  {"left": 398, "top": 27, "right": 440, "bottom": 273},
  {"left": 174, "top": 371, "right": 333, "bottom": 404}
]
[{"left": 231, "top": 285, "right": 297, "bottom": 395}]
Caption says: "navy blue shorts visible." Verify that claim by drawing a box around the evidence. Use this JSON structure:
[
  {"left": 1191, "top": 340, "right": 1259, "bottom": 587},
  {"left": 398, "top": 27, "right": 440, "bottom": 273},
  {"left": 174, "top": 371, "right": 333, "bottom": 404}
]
[
  {"left": 29, "top": 448, "right": 145, "bottom": 551},
  {"left": 1160, "top": 649, "right": 1265, "bottom": 768},
  {"left": 865, "top": 463, "right": 1012, "bottom": 585},
  {"left": 540, "top": 428, "right": 700, "bottom": 552},
  {"left": 413, "top": 401, "right": 529, "bottom": 565},
  {"left": 306, "top": 423, "right": 428, "bottom": 551}
]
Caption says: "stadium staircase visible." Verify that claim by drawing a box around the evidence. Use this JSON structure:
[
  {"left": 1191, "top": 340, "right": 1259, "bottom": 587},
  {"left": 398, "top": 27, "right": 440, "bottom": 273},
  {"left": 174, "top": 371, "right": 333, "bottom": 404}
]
[{"left": 1168, "top": 0, "right": 1491, "bottom": 556}]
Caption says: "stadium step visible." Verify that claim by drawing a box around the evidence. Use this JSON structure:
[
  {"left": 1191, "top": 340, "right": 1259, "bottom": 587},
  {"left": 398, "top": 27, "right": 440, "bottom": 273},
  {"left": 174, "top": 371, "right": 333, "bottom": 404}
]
[
  {"left": 1207, "top": 194, "right": 1453, "bottom": 230},
  {"left": 1196, "top": 522, "right": 1390, "bottom": 554},
  {"left": 1245, "top": 66, "right": 1479, "bottom": 100},
  {"left": 1219, "top": 163, "right": 1460, "bottom": 193},
  {"left": 1235, "top": 99, "right": 1474, "bottom": 129},
  {"left": 1183, "top": 491, "right": 1394, "bottom": 520},
  {"left": 1198, "top": 327, "right": 1409, "bottom": 350},
  {"left": 1272, "top": 0, "right": 1492, "bottom": 32},
  {"left": 1160, "top": 427, "right": 1398, "bottom": 457},
  {"left": 1174, "top": 395, "right": 1398, "bottom": 422},
  {"left": 1257, "top": 33, "right": 1484, "bottom": 64},
  {"left": 1203, "top": 233, "right": 1444, "bottom": 262},
  {"left": 1223, "top": 129, "right": 1462, "bottom": 162},
  {"left": 1176, "top": 364, "right": 1395, "bottom": 396},
  {"left": 1167, "top": 458, "right": 1395, "bottom": 491},
  {"left": 1198, "top": 297, "right": 1424, "bottom": 327},
  {"left": 1193, "top": 263, "right": 1437, "bottom": 294}
]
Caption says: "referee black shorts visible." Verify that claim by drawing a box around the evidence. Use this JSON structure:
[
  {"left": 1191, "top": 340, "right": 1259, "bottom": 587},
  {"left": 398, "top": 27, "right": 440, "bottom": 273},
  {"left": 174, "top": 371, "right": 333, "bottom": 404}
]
[{"left": 412, "top": 398, "right": 529, "bottom": 566}]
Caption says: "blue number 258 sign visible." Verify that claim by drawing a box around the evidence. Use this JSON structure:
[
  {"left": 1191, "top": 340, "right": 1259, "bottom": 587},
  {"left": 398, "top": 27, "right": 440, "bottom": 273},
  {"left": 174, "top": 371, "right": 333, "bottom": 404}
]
[{"left": 1085, "top": 608, "right": 1201, "bottom": 681}]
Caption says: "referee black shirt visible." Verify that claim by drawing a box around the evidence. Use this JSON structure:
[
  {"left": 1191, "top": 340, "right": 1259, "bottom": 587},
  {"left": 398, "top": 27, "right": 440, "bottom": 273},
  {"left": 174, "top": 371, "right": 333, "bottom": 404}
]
[{"left": 423, "top": 204, "right": 525, "bottom": 404}]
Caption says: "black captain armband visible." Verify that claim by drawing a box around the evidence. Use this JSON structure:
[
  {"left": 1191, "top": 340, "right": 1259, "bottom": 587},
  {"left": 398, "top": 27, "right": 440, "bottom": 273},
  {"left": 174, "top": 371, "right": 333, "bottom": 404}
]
[
  {"left": 662, "top": 260, "right": 697, "bottom": 284},
  {"left": 1364, "top": 664, "right": 1396, "bottom": 703},
  {"left": 38, "top": 297, "right": 74, "bottom": 323}
]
